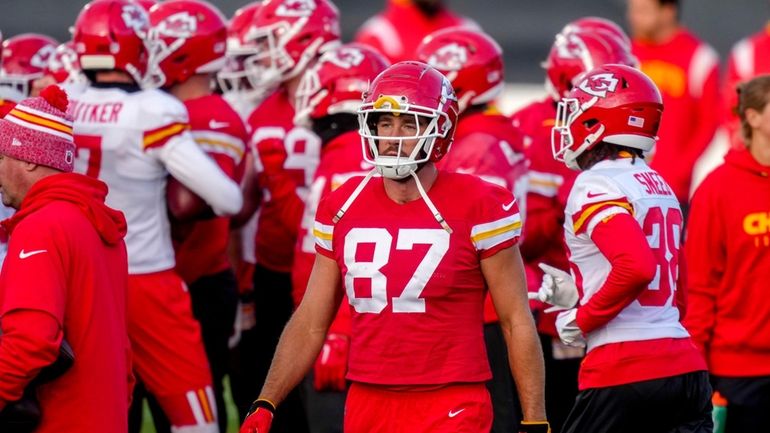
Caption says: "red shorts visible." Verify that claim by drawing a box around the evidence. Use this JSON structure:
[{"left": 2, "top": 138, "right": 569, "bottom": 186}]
[
  {"left": 344, "top": 382, "right": 492, "bottom": 433},
  {"left": 127, "top": 270, "right": 216, "bottom": 429}
]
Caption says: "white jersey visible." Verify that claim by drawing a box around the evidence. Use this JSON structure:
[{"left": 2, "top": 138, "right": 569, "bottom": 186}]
[
  {"left": 70, "top": 86, "right": 242, "bottom": 274},
  {"left": 564, "top": 158, "right": 690, "bottom": 352}
]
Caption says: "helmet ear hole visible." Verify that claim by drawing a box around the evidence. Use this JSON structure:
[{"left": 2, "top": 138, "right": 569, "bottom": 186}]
[{"left": 583, "top": 118, "right": 599, "bottom": 128}]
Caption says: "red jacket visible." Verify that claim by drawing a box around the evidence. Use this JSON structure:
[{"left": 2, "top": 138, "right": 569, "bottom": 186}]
[
  {"left": 632, "top": 29, "right": 720, "bottom": 202},
  {"left": 0, "top": 173, "right": 130, "bottom": 432},
  {"left": 684, "top": 149, "right": 770, "bottom": 377}
]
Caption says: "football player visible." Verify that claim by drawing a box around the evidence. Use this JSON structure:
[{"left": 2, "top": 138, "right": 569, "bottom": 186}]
[
  {"left": 416, "top": 26, "right": 529, "bottom": 433},
  {"left": 535, "top": 64, "right": 711, "bottom": 433},
  {"left": 511, "top": 23, "right": 637, "bottom": 432},
  {"left": 240, "top": 61, "right": 548, "bottom": 433},
  {"left": 70, "top": 1, "right": 242, "bottom": 431},
  {"left": 228, "top": 1, "right": 340, "bottom": 430},
  {"left": 290, "top": 42, "right": 388, "bottom": 433},
  {"left": 140, "top": 1, "right": 249, "bottom": 432}
]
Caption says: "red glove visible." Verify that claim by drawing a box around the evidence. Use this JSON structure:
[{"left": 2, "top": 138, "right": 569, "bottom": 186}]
[
  {"left": 313, "top": 333, "right": 349, "bottom": 392},
  {"left": 239, "top": 399, "right": 274, "bottom": 433},
  {"left": 255, "top": 138, "right": 287, "bottom": 177}
]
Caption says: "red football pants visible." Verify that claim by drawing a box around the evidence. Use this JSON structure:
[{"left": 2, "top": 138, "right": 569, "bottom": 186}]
[
  {"left": 344, "top": 382, "right": 492, "bottom": 433},
  {"left": 127, "top": 270, "right": 217, "bottom": 430}
]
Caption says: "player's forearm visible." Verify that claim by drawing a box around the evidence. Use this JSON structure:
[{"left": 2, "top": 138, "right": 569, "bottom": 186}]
[
  {"left": 503, "top": 317, "right": 546, "bottom": 421},
  {"left": 258, "top": 307, "right": 329, "bottom": 405}
]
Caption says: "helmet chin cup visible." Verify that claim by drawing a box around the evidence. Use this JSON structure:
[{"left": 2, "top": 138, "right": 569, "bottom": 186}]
[{"left": 374, "top": 155, "right": 418, "bottom": 179}]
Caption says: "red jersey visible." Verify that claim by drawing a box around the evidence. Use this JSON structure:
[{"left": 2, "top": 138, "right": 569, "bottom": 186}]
[
  {"left": 684, "top": 149, "right": 770, "bottom": 377},
  {"left": 632, "top": 29, "right": 720, "bottom": 202},
  {"left": 247, "top": 89, "right": 321, "bottom": 273},
  {"left": 511, "top": 97, "right": 577, "bottom": 336},
  {"left": 0, "top": 173, "right": 129, "bottom": 433},
  {"left": 291, "top": 131, "right": 370, "bottom": 307},
  {"left": 354, "top": 0, "right": 476, "bottom": 64},
  {"left": 438, "top": 107, "right": 528, "bottom": 323},
  {"left": 313, "top": 172, "right": 521, "bottom": 385},
  {"left": 174, "top": 95, "right": 247, "bottom": 283},
  {"left": 723, "top": 25, "right": 770, "bottom": 149}
]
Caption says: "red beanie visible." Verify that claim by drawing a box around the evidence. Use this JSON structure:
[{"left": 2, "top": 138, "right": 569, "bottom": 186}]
[{"left": 0, "top": 85, "right": 75, "bottom": 172}]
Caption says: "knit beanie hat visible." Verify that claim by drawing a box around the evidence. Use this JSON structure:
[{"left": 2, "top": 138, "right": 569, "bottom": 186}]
[{"left": 0, "top": 85, "right": 75, "bottom": 172}]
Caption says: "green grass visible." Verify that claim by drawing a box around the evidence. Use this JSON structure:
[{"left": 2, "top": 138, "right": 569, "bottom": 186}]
[{"left": 140, "top": 376, "right": 240, "bottom": 433}]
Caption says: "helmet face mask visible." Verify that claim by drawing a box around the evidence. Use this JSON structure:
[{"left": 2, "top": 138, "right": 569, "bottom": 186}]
[
  {"left": 0, "top": 34, "right": 58, "bottom": 97},
  {"left": 359, "top": 103, "right": 445, "bottom": 179}
]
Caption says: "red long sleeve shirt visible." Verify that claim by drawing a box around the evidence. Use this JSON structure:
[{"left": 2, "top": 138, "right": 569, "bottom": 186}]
[
  {"left": 0, "top": 173, "right": 130, "bottom": 432},
  {"left": 683, "top": 148, "right": 770, "bottom": 377},
  {"left": 633, "top": 29, "right": 721, "bottom": 202}
]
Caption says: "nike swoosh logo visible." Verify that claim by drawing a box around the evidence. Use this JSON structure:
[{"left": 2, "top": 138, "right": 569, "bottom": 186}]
[
  {"left": 448, "top": 408, "right": 465, "bottom": 418},
  {"left": 209, "top": 120, "right": 230, "bottom": 130},
  {"left": 586, "top": 191, "right": 606, "bottom": 198},
  {"left": 502, "top": 199, "right": 516, "bottom": 211},
  {"left": 19, "top": 249, "right": 47, "bottom": 259}
]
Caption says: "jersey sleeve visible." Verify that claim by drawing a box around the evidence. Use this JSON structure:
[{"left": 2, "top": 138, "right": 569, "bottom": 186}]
[
  {"left": 313, "top": 194, "right": 336, "bottom": 259},
  {"left": 470, "top": 182, "right": 522, "bottom": 259},
  {"left": 567, "top": 172, "right": 633, "bottom": 238},
  {"left": 140, "top": 91, "right": 191, "bottom": 152}
]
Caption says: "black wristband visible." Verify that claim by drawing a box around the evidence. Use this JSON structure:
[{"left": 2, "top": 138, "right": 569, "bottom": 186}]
[{"left": 247, "top": 398, "right": 276, "bottom": 416}]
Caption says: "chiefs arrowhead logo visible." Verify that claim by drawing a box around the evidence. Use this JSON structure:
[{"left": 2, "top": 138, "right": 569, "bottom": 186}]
[
  {"left": 554, "top": 33, "right": 586, "bottom": 60},
  {"left": 427, "top": 43, "right": 468, "bottom": 72},
  {"left": 122, "top": 4, "right": 149, "bottom": 34},
  {"left": 276, "top": 0, "right": 316, "bottom": 17},
  {"left": 578, "top": 72, "right": 619, "bottom": 98},
  {"left": 156, "top": 12, "right": 198, "bottom": 38},
  {"left": 29, "top": 45, "right": 56, "bottom": 69},
  {"left": 320, "top": 47, "right": 364, "bottom": 69}
]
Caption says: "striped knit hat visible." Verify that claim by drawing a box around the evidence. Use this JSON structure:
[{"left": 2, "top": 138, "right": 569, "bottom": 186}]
[{"left": 0, "top": 85, "right": 75, "bottom": 172}]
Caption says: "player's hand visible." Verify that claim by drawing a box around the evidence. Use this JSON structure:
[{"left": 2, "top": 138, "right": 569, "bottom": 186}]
[
  {"left": 313, "top": 333, "right": 349, "bottom": 392},
  {"left": 255, "top": 138, "right": 287, "bottom": 177},
  {"left": 555, "top": 309, "right": 586, "bottom": 347},
  {"left": 240, "top": 399, "right": 275, "bottom": 433},
  {"left": 519, "top": 420, "right": 552, "bottom": 433},
  {"left": 528, "top": 263, "right": 579, "bottom": 313}
]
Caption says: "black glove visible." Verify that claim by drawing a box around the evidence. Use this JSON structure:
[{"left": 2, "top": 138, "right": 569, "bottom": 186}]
[
  {"left": 0, "top": 340, "right": 75, "bottom": 433},
  {"left": 519, "top": 421, "right": 552, "bottom": 433}
]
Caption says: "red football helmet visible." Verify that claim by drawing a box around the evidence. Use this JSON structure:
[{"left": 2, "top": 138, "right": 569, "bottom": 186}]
[
  {"left": 72, "top": 0, "right": 150, "bottom": 84},
  {"left": 216, "top": 2, "right": 269, "bottom": 104},
  {"left": 562, "top": 16, "right": 631, "bottom": 50},
  {"left": 240, "top": 0, "right": 341, "bottom": 90},
  {"left": 416, "top": 27, "right": 504, "bottom": 114},
  {"left": 294, "top": 43, "right": 389, "bottom": 126},
  {"left": 45, "top": 42, "right": 86, "bottom": 84},
  {"left": 144, "top": 0, "right": 228, "bottom": 88},
  {"left": 0, "top": 33, "right": 58, "bottom": 97},
  {"left": 543, "top": 30, "right": 637, "bottom": 101},
  {"left": 358, "top": 61, "right": 459, "bottom": 179},
  {"left": 551, "top": 64, "right": 663, "bottom": 170}
]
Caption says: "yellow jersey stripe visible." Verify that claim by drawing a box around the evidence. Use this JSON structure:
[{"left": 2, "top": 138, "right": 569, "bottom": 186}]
[
  {"left": 573, "top": 201, "right": 633, "bottom": 233},
  {"left": 471, "top": 220, "right": 522, "bottom": 243}
]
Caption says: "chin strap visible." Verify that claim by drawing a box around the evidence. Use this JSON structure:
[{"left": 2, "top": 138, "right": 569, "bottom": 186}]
[
  {"left": 333, "top": 168, "right": 378, "bottom": 223},
  {"left": 332, "top": 167, "right": 452, "bottom": 234},
  {"left": 409, "top": 170, "right": 453, "bottom": 234}
]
